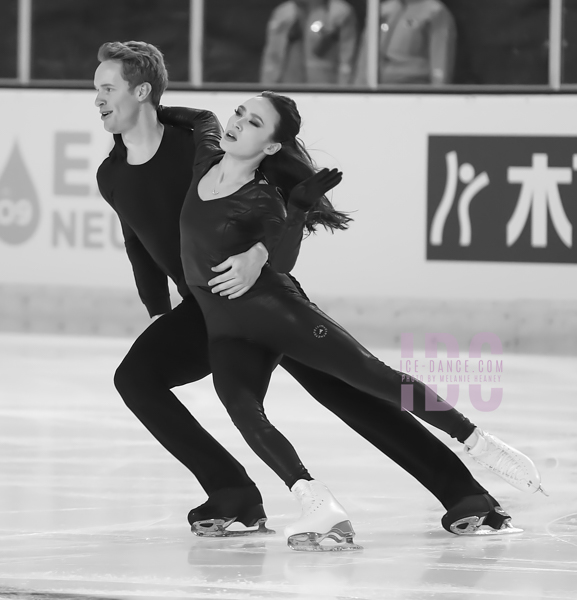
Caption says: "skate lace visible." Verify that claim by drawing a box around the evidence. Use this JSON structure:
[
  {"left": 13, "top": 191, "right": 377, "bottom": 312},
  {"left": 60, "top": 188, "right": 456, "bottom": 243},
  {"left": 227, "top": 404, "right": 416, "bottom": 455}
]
[
  {"left": 293, "top": 484, "right": 318, "bottom": 513},
  {"left": 482, "top": 441, "right": 528, "bottom": 481},
  {"left": 294, "top": 486, "right": 307, "bottom": 501}
]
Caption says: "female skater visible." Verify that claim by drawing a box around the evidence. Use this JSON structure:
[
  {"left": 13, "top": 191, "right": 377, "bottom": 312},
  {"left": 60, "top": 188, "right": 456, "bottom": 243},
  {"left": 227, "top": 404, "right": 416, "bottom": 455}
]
[{"left": 176, "top": 92, "right": 544, "bottom": 550}]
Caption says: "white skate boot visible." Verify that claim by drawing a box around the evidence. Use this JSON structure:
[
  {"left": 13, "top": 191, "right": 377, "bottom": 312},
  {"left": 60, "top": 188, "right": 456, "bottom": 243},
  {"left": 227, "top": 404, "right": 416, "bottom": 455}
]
[
  {"left": 464, "top": 429, "right": 547, "bottom": 495},
  {"left": 284, "top": 479, "right": 362, "bottom": 552}
]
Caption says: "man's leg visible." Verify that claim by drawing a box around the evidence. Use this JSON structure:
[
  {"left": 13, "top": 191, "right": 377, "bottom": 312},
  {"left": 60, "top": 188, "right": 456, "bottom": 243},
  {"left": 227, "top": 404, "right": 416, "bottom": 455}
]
[
  {"left": 279, "top": 358, "right": 487, "bottom": 510},
  {"left": 113, "top": 297, "right": 258, "bottom": 496}
]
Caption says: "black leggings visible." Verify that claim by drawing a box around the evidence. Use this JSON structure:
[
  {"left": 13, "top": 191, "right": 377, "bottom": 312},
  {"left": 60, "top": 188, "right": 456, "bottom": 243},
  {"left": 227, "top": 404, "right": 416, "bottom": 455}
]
[
  {"left": 115, "top": 292, "right": 485, "bottom": 510},
  {"left": 189, "top": 268, "right": 481, "bottom": 499}
]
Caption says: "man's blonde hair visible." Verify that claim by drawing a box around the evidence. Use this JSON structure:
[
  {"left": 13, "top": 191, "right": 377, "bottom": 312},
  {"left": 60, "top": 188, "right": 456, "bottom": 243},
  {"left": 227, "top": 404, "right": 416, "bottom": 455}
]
[{"left": 97, "top": 41, "right": 168, "bottom": 108}]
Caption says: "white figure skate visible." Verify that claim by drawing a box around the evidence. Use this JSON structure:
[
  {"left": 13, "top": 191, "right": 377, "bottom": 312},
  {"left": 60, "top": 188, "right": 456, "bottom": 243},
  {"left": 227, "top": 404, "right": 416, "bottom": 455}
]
[
  {"left": 465, "top": 429, "right": 547, "bottom": 495},
  {"left": 285, "top": 480, "right": 362, "bottom": 552}
]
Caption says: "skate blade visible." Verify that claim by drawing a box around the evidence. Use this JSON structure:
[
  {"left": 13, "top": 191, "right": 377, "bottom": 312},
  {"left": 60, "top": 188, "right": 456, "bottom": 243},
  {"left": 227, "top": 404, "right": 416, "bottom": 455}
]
[
  {"left": 449, "top": 515, "right": 523, "bottom": 536},
  {"left": 522, "top": 479, "right": 549, "bottom": 496},
  {"left": 192, "top": 517, "right": 275, "bottom": 538},
  {"left": 287, "top": 520, "right": 363, "bottom": 552}
]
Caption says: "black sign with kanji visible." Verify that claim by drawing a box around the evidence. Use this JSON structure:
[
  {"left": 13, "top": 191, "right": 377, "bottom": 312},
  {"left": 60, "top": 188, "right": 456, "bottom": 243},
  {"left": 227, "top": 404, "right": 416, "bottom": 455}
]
[{"left": 427, "top": 136, "right": 577, "bottom": 263}]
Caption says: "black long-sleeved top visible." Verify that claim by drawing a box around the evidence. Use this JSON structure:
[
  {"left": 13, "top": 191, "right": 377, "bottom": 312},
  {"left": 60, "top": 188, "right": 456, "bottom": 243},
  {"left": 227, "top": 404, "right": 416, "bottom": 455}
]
[
  {"left": 180, "top": 110, "right": 292, "bottom": 289},
  {"left": 97, "top": 113, "right": 305, "bottom": 317}
]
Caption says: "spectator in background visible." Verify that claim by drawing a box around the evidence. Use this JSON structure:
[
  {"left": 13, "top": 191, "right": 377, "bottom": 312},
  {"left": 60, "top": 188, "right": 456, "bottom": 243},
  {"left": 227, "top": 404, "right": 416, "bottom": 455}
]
[
  {"left": 354, "top": 0, "right": 456, "bottom": 85},
  {"left": 260, "top": 0, "right": 357, "bottom": 85}
]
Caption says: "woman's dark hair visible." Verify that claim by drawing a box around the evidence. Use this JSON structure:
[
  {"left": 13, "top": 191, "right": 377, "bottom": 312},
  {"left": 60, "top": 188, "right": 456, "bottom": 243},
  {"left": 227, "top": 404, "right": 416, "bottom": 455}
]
[{"left": 258, "top": 91, "right": 352, "bottom": 234}]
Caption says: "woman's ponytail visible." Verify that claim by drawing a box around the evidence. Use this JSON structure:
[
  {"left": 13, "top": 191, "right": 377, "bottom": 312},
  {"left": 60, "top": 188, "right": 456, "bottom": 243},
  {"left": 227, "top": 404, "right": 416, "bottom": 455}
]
[{"left": 258, "top": 91, "right": 352, "bottom": 234}]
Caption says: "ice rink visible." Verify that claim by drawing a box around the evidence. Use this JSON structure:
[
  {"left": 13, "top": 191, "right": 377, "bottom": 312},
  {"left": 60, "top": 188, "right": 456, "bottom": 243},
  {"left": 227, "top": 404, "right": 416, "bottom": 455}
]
[{"left": 0, "top": 333, "right": 575, "bottom": 600}]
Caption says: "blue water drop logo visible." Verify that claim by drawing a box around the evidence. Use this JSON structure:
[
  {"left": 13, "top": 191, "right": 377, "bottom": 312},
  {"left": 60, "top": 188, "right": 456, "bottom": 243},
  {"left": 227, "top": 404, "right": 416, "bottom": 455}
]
[{"left": 0, "top": 144, "right": 41, "bottom": 244}]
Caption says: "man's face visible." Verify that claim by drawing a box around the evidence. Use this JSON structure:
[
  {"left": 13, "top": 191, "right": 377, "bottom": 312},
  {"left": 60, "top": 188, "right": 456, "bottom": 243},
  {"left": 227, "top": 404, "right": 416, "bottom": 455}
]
[{"left": 93, "top": 60, "right": 140, "bottom": 134}]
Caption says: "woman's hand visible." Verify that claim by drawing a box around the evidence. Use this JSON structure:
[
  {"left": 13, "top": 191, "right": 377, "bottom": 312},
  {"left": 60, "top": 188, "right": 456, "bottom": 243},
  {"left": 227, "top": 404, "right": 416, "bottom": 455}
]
[
  {"left": 208, "top": 243, "right": 269, "bottom": 299},
  {"left": 288, "top": 168, "right": 343, "bottom": 211}
]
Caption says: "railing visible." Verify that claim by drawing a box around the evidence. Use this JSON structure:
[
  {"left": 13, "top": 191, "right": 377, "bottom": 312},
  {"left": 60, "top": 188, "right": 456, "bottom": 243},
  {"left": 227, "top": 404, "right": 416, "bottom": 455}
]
[{"left": 0, "top": 0, "right": 571, "bottom": 92}]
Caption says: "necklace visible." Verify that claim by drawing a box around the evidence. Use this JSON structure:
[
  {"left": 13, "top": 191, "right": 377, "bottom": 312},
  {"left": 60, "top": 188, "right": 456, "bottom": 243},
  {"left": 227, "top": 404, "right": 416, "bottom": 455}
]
[
  {"left": 210, "top": 166, "right": 255, "bottom": 196},
  {"left": 212, "top": 167, "right": 223, "bottom": 195}
]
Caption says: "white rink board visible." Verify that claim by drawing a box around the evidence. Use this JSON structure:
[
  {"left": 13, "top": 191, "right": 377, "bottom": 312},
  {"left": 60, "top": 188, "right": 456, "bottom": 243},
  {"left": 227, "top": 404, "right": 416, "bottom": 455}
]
[{"left": 0, "top": 89, "right": 576, "bottom": 301}]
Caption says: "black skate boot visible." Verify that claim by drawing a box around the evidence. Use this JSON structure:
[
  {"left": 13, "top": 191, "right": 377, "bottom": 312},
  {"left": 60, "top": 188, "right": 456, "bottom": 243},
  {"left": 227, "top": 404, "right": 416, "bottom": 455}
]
[
  {"left": 188, "top": 485, "right": 275, "bottom": 537},
  {"left": 441, "top": 494, "right": 523, "bottom": 536}
]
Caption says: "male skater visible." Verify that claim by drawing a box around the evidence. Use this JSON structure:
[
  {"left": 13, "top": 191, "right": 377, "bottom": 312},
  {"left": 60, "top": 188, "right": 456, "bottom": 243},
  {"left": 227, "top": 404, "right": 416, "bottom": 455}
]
[{"left": 95, "top": 40, "right": 539, "bottom": 545}]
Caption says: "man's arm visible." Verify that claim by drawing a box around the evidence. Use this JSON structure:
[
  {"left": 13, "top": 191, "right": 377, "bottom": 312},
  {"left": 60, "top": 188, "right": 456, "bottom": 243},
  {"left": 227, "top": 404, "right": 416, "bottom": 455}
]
[
  {"left": 121, "top": 219, "right": 171, "bottom": 317},
  {"left": 97, "top": 171, "right": 170, "bottom": 317},
  {"left": 207, "top": 243, "right": 269, "bottom": 299}
]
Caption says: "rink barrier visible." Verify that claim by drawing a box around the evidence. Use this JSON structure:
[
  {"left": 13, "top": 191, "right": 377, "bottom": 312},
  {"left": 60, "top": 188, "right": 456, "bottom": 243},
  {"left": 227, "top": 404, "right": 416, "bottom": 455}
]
[
  {"left": 0, "top": 284, "right": 575, "bottom": 355},
  {"left": 1, "top": 90, "right": 575, "bottom": 304}
]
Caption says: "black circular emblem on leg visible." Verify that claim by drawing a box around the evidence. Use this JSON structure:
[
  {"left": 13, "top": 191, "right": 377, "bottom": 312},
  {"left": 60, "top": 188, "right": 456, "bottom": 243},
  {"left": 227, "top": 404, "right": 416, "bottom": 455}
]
[{"left": 313, "top": 325, "right": 328, "bottom": 338}]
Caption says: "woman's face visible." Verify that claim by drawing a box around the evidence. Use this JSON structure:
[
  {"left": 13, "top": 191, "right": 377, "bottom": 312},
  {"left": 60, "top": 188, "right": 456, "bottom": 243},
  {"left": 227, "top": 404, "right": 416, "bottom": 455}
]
[{"left": 221, "top": 96, "right": 280, "bottom": 159}]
